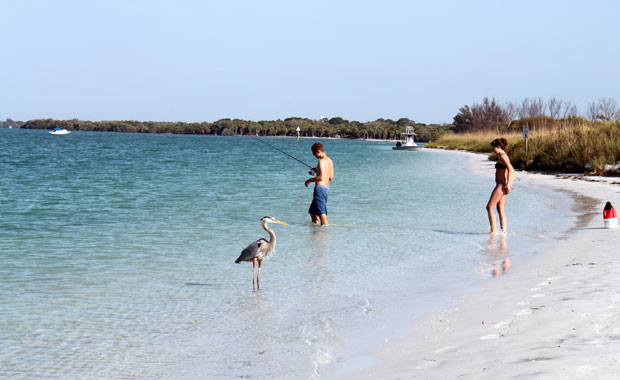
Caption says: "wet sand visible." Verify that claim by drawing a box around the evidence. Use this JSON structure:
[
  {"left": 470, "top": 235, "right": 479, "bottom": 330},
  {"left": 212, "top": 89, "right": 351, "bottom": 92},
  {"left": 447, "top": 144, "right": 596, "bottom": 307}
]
[{"left": 336, "top": 150, "right": 620, "bottom": 380}]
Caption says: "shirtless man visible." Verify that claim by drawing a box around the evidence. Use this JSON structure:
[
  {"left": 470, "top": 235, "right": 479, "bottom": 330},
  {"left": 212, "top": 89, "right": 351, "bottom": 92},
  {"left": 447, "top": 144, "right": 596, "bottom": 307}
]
[{"left": 304, "top": 142, "right": 334, "bottom": 225}]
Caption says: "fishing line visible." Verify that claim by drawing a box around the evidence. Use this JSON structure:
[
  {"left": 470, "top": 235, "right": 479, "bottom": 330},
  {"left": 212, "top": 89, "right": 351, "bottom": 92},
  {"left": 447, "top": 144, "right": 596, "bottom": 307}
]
[{"left": 253, "top": 136, "right": 315, "bottom": 173}]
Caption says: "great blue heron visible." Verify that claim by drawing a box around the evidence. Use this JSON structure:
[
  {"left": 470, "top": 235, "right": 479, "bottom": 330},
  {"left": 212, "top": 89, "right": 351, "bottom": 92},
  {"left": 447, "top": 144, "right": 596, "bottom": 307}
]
[{"left": 235, "top": 216, "right": 288, "bottom": 290}]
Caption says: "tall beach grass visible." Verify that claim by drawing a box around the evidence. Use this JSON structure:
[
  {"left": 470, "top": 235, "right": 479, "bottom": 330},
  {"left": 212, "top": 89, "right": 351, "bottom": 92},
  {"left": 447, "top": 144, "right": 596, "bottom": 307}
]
[{"left": 427, "top": 121, "right": 620, "bottom": 175}]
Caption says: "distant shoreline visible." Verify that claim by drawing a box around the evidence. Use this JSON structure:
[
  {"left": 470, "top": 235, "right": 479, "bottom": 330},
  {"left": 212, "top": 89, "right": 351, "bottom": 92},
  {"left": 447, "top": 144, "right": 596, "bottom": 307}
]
[
  {"left": 14, "top": 117, "right": 448, "bottom": 143},
  {"left": 4, "top": 126, "right": 407, "bottom": 143}
]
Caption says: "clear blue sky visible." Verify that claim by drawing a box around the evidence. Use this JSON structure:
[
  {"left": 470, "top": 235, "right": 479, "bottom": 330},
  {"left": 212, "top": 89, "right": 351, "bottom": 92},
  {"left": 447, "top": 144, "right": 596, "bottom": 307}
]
[{"left": 1, "top": 0, "right": 618, "bottom": 124}]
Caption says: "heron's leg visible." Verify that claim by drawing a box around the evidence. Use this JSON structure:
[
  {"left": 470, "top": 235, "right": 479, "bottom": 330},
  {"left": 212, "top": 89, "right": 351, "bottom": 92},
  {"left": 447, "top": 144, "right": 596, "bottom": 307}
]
[
  {"left": 257, "top": 259, "right": 263, "bottom": 289},
  {"left": 252, "top": 258, "right": 257, "bottom": 290}
]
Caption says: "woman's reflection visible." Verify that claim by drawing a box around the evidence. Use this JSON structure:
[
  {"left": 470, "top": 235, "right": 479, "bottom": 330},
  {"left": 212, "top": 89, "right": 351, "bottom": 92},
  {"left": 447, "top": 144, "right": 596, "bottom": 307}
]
[{"left": 486, "top": 234, "right": 510, "bottom": 277}]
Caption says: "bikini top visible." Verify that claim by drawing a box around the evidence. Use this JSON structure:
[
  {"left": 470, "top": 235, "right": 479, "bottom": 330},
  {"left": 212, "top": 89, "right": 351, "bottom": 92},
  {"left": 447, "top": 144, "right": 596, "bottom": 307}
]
[{"left": 495, "top": 162, "right": 507, "bottom": 170}]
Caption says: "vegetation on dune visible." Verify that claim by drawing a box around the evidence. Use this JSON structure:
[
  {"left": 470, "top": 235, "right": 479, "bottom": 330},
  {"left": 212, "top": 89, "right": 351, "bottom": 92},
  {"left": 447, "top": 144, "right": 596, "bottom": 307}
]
[
  {"left": 509, "top": 122, "right": 620, "bottom": 174},
  {"left": 428, "top": 97, "right": 620, "bottom": 175}
]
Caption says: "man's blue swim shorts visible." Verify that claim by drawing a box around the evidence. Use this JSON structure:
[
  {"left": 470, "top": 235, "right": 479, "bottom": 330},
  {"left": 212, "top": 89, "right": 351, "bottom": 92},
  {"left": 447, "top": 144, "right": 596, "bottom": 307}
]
[{"left": 308, "top": 185, "right": 329, "bottom": 215}]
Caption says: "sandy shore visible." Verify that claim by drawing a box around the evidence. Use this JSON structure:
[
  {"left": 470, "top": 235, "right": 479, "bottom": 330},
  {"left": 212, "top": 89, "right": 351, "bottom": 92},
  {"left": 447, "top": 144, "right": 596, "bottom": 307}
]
[{"left": 337, "top": 150, "right": 620, "bottom": 380}]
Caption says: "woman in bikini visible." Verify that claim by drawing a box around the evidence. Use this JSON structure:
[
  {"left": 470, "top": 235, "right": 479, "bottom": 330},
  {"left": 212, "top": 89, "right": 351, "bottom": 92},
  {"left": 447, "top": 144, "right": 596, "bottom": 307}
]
[{"left": 486, "top": 138, "right": 515, "bottom": 234}]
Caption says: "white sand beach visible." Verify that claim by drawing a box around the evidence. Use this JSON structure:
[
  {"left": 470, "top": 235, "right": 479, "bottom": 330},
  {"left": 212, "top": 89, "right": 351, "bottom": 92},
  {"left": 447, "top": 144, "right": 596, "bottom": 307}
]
[{"left": 337, "top": 150, "right": 620, "bottom": 380}]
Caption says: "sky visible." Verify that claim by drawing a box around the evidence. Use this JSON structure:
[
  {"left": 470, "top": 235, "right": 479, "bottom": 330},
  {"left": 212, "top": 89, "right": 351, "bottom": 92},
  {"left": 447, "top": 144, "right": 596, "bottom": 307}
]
[{"left": 1, "top": 0, "right": 619, "bottom": 124}]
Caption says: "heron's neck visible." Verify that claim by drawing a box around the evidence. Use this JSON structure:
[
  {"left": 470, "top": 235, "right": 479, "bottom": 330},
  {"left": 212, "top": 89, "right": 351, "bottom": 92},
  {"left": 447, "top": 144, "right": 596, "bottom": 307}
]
[{"left": 262, "top": 222, "right": 276, "bottom": 245}]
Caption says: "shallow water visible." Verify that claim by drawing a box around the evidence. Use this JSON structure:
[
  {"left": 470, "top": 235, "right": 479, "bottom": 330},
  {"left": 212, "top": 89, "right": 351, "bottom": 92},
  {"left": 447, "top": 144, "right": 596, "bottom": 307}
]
[{"left": 0, "top": 129, "right": 577, "bottom": 379}]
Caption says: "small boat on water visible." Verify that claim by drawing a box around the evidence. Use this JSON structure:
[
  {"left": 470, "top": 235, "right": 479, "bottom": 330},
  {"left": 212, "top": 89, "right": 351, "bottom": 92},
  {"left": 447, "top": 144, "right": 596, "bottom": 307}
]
[
  {"left": 49, "top": 128, "right": 71, "bottom": 135},
  {"left": 392, "top": 126, "right": 421, "bottom": 150}
]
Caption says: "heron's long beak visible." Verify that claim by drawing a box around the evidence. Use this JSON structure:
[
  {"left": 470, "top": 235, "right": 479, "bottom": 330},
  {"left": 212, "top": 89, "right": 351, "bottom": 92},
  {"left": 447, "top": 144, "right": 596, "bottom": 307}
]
[{"left": 274, "top": 219, "right": 288, "bottom": 225}]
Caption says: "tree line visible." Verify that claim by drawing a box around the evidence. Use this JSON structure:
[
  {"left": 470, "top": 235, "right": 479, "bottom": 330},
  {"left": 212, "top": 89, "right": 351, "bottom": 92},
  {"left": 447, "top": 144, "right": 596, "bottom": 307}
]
[
  {"left": 10, "top": 96, "right": 619, "bottom": 140},
  {"left": 452, "top": 97, "right": 619, "bottom": 133},
  {"left": 19, "top": 117, "right": 451, "bottom": 142},
  {"left": 0, "top": 118, "right": 25, "bottom": 128}
]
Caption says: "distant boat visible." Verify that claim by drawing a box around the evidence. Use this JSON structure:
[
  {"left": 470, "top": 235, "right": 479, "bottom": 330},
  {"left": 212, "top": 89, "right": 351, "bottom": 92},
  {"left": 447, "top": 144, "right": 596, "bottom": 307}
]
[
  {"left": 49, "top": 128, "right": 71, "bottom": 135},
  {"left": 392, "top": 126, "right": 421, "bottom": 150}
]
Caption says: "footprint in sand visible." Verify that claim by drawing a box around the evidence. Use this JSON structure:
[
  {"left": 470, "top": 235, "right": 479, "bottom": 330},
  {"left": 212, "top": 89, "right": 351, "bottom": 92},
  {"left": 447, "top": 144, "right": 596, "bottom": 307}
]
[
  {"left": 434, "top": 346, "right": 456, "bottom": 353},
  {"left": 576, "top": 364, "right": 599, "bottom": 373},
  {"left": 514, "top": 309, "right": 532, "bottom": 316},
  {"left": 415, "top": 359, "right": 438, "bottom": 370}
]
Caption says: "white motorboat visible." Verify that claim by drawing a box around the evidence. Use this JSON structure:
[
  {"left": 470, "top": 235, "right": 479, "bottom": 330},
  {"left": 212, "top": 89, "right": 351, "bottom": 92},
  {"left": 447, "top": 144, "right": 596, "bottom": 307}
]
[
  {"left": 392, "top": 126, "right": 421, "bottom": 150},
  {"left": 49, "top": 128, "right": 71, "bottom": 135}
]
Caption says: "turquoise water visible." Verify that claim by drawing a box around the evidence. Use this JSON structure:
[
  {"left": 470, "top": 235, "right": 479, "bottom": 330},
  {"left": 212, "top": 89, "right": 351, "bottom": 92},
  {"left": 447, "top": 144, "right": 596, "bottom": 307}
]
[{"left": 0, "top": 129, "right": 576, "bottom": 379}]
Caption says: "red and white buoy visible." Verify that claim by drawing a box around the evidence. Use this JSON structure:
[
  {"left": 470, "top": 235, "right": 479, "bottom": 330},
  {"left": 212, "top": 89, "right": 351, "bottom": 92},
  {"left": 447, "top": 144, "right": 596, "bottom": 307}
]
[{"left": 603, "top": 202, "right": 618, "bottom": 228}]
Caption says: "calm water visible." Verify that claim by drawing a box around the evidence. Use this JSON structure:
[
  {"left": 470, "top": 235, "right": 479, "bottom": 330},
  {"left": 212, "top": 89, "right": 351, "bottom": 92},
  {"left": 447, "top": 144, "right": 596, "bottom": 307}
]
[{"left": 0, "top": 129, "right": 577, "bottom": 379}]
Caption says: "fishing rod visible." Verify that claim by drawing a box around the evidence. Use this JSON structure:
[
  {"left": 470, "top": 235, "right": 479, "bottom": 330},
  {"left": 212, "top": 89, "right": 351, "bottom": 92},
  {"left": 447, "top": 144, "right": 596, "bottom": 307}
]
[{"left": 253, "top": 136, "right": 316, "bottom": 174}]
